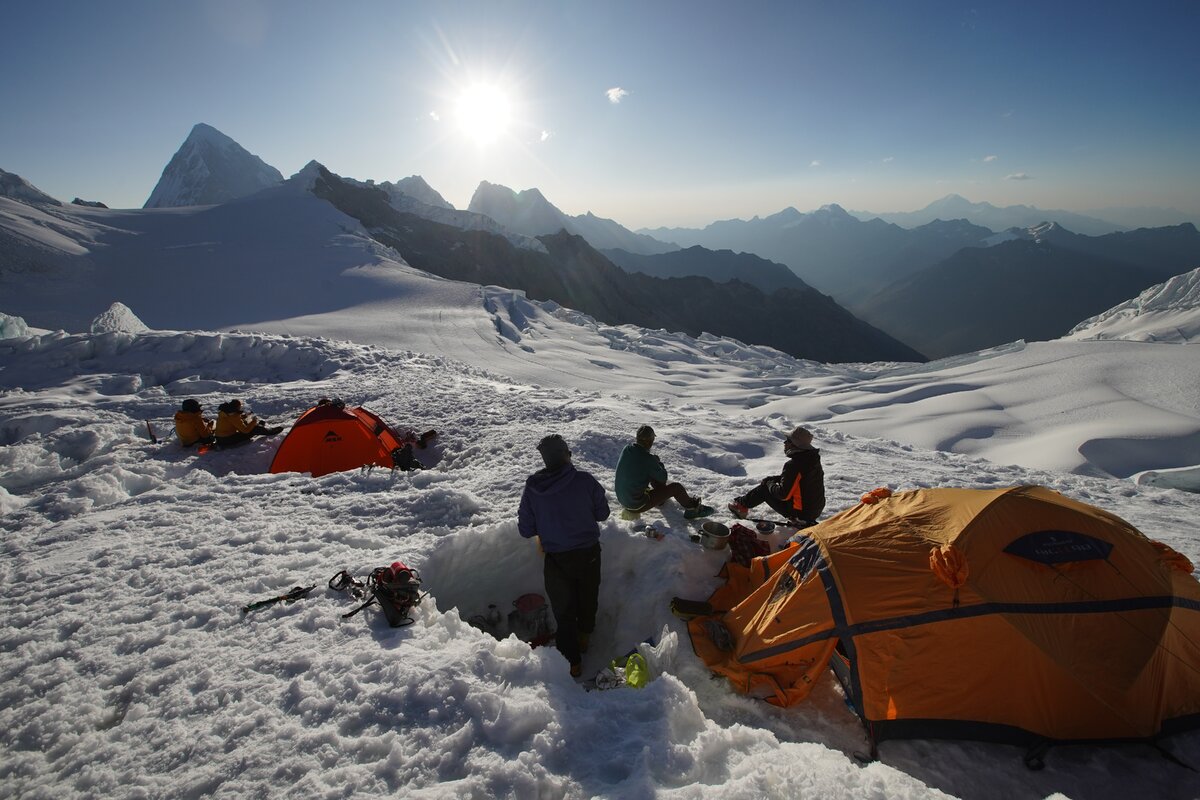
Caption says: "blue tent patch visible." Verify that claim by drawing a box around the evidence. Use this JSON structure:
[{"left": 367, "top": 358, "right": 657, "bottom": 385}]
[
  {"left": 1004, "top": 530, "right": 1113, "bottom": 565},
  {"left": 788, "top": 537, "right": 824, "bottom": 581}
]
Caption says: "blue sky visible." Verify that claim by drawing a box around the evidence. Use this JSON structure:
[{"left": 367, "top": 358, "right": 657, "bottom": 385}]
[{"left": 3, "top": 0, "right": 1198, "bottom": 227}]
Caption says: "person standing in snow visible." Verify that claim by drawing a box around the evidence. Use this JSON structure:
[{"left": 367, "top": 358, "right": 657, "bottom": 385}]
[
  {"left": 729, "top": 426, "right": 825, "bottom": 526},
  {"left": 614, "top": 425, "right": 713, "bottom": 519},
  {"left": 214, "top": 399, "right": 283, "bottom": 449},
  {"left": 174, "top": 399, "right": 215, "bottom": 447},
  {"left": 517, "top": 434, "right": 610, "bottom": 678}
]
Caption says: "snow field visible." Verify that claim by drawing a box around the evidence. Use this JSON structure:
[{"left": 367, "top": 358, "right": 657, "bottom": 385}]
[{"left": 2, "top": 327, "right": 1200, "bottom": 799}]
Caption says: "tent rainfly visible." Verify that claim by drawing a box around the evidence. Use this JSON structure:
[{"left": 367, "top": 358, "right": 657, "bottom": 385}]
[
  {"left": 269, "top": 402, "right": 417, "bottom": 477},
  {"left": 689, "top": 485, "right": 1200, "bottom": 749}
]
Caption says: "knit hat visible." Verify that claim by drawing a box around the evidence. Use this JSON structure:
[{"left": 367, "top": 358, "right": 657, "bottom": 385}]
[
  {"left": 786, "top": 426, "right": 814, "bottom": 449},
  {"left": 636, "top": 425, "right": 655, "bottom": 444},
  {"left": 181, "top": 399, "right": 201, "bottom": 413},
  {"left": 537, "top": 434, "right": 571, "bottom": 468}
]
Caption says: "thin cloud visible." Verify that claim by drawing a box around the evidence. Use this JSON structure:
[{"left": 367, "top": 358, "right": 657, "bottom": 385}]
[
  {"left": 606, "top": 87, "right": 628, "bottom": 104},
  {"left": 810, "top": 160, "right": 821, "bottom": 167},
  {"left": 1006, "top": 173, "right": 1033, "bottom": 181},
  {"left": 983, "top": 154, "right": 998, "bottom": 162},
  {"left": 428, "top": 111, "right": 440, "bottom": 122},
  {"left": 882, "top": 156, "right": 894, "bottom": 163},
  {"left": 540, "top": 130, "right": 552, "bottom": 142}
]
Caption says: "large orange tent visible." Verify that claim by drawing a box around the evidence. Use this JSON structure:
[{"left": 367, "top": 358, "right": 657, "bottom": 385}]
[
  {"left": 688, "top": 485, "right": 1200, "bottom": 748},
  {"left": 269, "top": 402, "right": 417, "bottom": 477}
]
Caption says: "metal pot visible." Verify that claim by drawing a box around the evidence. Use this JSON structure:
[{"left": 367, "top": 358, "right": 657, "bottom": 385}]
[{"left": 698, "top": 521, "right": 730, "bottom": 550}]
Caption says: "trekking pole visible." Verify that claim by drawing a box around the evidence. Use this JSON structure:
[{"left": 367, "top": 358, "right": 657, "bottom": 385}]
[
  {"left": 242, "top": 585, "right": 316, "bottom": 615},
  {"left": 146, "top": 421, "right": 159, "bottom": 444},
  {"left": 746, "top": 516, "right": 809, "bottom": 528}
]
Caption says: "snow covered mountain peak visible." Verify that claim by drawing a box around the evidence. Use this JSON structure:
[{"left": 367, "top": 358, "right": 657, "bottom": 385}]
[
  {"left": 387, "top": 176, "right": 453, "bottom": 210},
  {"left": 468, "top": 180, "right": 569, "bottom": 234},
  {"left": 286, "top": 160, "right": 328, "bottom": 192},
  {"left": 144, "top": 123, "right": 284, "bottom": 208},
  {"left": 0, "top": 168, "right": 61, "bottom": 206}
]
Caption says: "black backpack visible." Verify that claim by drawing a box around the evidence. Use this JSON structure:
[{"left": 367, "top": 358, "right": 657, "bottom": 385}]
[{"left": 336, "top": 561, "right": 424, "bottom": 627}]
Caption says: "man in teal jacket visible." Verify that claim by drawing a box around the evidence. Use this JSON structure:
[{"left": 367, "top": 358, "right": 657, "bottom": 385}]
[{"left": 614, "top": 425, "right": 712, "bottom": 519}]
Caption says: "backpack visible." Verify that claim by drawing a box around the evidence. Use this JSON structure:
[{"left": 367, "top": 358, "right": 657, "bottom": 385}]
[
  {"left": 390, "top": 442, "right": 422, "bottom": 472},
  {"left": 507, "top": 593, "right": 555, "bottom": 647},
  {"left": 337, "top": 561, "right": 424, "bottom": 627}
]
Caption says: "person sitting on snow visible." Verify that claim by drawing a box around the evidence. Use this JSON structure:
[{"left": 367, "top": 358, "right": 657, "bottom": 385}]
[
  {"left": 517, "top": 434, "right": 610, "bottom": 678},
  {"left": 174, "top": 399, "right": 215, "bottom": 447},
  {"left": 729, "top": 426, "right": 825, "bottom": 526},
  {"left": 214, "top": 399, "right": 283, "bottom": 449},
  {"left": 614, "top": 425, "right": 713, "bottom": 519}
]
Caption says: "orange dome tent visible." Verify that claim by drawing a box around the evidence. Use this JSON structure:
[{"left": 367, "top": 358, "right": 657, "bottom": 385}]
[
  {"left": 269, "top": 402, "right": 418, "bottom": 477},
  {"left": 688, "top": 485, "right": 1200, "bottom": 748}
]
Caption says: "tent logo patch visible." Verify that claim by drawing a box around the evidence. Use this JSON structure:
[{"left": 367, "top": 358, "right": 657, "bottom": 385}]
[
  {"left": 1004, "top": 530, "right": 1113, "bottom": 565},
  {"left": 323, "top": 430, "right": 342, "bottom": 443}
]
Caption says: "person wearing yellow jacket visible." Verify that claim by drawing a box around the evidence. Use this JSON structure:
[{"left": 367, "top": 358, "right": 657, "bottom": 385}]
[
  {"left": 215, "top": 399, "right": 283, "bottom": 449},
  {"left": 174, "top": 399, "right": 215, "bottom": 447}
]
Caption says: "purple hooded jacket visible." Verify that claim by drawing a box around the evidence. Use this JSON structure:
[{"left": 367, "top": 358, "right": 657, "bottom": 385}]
[{"left": 517, "top": 464, "right": 610, "bottom": 553}]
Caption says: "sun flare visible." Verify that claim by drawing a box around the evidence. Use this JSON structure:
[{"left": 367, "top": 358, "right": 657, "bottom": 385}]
[{"left": 454, "top": 84, "right": 513, "bottom": 146}]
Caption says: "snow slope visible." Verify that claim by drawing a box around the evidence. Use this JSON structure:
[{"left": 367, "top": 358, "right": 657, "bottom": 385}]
[
  {"left": 1065, "top": 267, "right": 1200, "bottom": 343},
  {"left": 2, "top": 325, "right": 1199, "bottom": 800}
]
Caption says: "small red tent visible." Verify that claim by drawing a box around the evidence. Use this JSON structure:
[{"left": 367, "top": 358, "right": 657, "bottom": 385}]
[{"left": 269, "top": 403, "right": 415, "bottom": 477}]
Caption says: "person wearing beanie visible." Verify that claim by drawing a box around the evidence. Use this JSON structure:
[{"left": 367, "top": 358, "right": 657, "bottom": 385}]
[
  {"left": 214, "top": 399, "right": 284, "bottom": 449},
  {"left": 614, "top": 425, "right": 713, "bottom": 520},
  {"left": 174, "top": 398, "right": 215, "bottom": 447},
  {"left": 517, "top": 434, "right": 610, "bottom": 678},
  {"left": 729, "top": 426, "right": 825, "bottom": 526}
]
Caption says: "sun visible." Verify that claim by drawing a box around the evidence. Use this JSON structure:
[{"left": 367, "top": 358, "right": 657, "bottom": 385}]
[{"left": 454, "top": 84, "right": 513, "bottom": 147}]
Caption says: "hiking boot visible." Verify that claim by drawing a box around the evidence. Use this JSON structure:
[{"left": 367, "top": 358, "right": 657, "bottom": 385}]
[
  {"left": 728, "top": 501, "right": 749, "bottom": 519},
  {"left": 579, "top": 633, "right": 590, "bottom": 654},
  {"left": 619, "top": 508, "right": 642, "bottom": 521},
  {"left": 266, "top": 426, "right": 284, "bottom": 435},
  {"left": 684, "top": 503, "right": 715, "bottom": 520},
  {"left": 570, "top": 662, "right": 582, "bottom": 678}
]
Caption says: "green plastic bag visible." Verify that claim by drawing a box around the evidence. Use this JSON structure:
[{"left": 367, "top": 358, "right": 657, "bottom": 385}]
[{"left": 623, "top": 652, "right": 649, "bottom": 689}]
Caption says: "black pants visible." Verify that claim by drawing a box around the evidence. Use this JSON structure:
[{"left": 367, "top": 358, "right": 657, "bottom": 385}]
[
  {"left": 215, "top": 425, "right": 271, "bottom": 449},
  {"left": 740, "top": 479, "right": 814, "bottom": 524},
  {"left": 626, "top": 480, "right": 697, "bottom": 512},
  {"left": 543, "top": 543, "right": 601, "bottom": 667}
]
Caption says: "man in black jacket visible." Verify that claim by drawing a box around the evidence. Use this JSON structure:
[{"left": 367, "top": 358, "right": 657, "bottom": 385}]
[{"left": 729, "top": 426, "right": 825, "bottom": 525}]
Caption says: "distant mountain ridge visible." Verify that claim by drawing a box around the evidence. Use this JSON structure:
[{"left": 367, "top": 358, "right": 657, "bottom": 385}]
[
  {"left": 469, "top": 181, "right": 677, "bottom": 255},
  {"left": 851, "top": 194, "right": 1128, "bottom": 236},
  {"left": 853, "top": 222, "right": 1200, "bottom": 358},
  {"left": 310, "top": 165, "right": 923, "bottom": 363},
  {"left": 342, "top": 173, "right": 547, "bottom": 253},
  {"left": 144, "top": 123, "right": 283, "bottom": 208},
  {"left": 10, "top": 122, "right": 1199, "bottom": 362},
  {"left": 601, "top": 245, "right": 809, "bottom": 294},
  {"left": 642, "top": 204, "right": 996, "bottom": 301}
]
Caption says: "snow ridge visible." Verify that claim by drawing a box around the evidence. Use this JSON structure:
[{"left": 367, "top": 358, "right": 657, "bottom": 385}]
[
  {"left": 1066, "top": 266, "right": 1200, "bottom": 342},
  {"left": 0, "top": 168, "right": 61, "bottom": 206}
]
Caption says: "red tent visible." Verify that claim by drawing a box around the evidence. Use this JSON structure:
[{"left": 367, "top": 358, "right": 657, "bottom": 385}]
[{"left": 269, "top": 403, "right": 414, "bottom": 477}]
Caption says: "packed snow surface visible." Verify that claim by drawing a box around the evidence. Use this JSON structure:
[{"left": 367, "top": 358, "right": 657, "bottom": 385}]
[{"left": 2, "top": 323, "right": 1199, "bottom": 800}]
